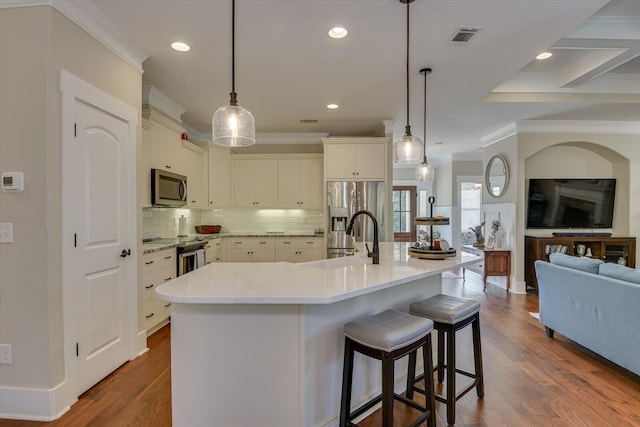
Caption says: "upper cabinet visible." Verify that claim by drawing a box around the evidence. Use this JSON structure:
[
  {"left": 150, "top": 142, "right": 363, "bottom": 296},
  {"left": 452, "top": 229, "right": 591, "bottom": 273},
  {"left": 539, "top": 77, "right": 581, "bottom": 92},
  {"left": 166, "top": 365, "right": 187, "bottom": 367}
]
[
  {"left": 278, "top": 157, "right": 323, "bottom": 209},
  {"left": 141, "top": 108, "right": 208, "bottom": 208},
  {"left": 233, "top": 158, "right": 278, "bottom": 208},
  {"left": 209, "top": 146, "right": 232, "bottom": 208},
  {"left": 323, "top": 138, "right": 388, "bottom": 180}
]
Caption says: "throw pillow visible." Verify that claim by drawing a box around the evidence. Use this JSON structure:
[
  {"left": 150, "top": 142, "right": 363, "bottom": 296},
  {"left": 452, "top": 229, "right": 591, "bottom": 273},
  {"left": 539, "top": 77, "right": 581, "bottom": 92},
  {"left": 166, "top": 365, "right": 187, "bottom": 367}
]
[
  {"left": 549, "top": 253, "right": 603, "bottom": 275},
  {"left": 599, "top": 262, "right": 640, "bottom": 284}
]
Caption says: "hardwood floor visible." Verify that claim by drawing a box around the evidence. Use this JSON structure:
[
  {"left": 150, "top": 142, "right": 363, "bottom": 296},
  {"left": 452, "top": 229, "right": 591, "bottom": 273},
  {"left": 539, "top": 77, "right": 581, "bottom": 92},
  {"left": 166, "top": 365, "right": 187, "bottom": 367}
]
[{"left": 2, "top": 271, "right": 639, "bottom": 426}]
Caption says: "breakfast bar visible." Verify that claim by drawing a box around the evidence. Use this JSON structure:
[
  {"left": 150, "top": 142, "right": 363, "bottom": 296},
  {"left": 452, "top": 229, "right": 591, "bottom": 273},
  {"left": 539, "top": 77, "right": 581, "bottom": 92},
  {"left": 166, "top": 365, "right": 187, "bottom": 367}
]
[{"left": 156, "top": 242, "right": 480, "bottom": 426}]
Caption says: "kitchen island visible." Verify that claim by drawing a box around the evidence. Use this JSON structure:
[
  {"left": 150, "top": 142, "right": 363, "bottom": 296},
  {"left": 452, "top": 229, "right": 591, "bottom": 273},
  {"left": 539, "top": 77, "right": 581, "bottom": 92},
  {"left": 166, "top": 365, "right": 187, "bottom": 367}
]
[{"left": 156, "top": 242, "right": 480, "bottom": 427}]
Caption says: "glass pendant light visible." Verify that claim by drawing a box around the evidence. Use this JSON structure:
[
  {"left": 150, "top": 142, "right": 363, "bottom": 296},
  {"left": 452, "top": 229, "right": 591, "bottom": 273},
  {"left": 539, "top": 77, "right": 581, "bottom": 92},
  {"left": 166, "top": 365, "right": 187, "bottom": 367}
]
[
  {"left": 394, "top": 0, "right": 422, "bottom": 164},
  {"left": 415, "top": 67, "right": 435, "bottom": 181},
  {"left": 212, "top": 0, "right": 255, "bottom": 147}
]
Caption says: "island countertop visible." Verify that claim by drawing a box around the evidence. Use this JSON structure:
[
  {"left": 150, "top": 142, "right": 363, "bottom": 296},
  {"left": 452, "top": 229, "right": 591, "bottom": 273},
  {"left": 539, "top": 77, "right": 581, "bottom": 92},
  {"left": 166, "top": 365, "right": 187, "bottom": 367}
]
[{"left": 155, "top": 242, "right": 481, "bottom": 305}]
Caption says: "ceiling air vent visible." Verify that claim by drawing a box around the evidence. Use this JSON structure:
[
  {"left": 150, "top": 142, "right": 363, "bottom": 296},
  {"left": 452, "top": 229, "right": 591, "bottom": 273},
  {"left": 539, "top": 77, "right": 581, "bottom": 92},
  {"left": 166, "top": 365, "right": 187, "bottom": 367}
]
[
  {"left": 299, "top": 119, "right": 318, "bottom": 124},
  {"left": 450, "top": 27, "right": 481, "bottom": 43}
]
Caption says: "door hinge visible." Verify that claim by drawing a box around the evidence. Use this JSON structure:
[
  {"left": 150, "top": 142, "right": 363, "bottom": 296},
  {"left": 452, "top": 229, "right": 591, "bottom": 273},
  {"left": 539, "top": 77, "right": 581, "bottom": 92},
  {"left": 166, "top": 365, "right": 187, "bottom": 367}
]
[
  {"left": 74, "top": 233, "right": 77, "bottom": 247},
  {"left": 76, "top": 342, "right": 79, "bottom": 357},
  {"left": 74, "top": 123, "right": 77, "bottom": 138}
]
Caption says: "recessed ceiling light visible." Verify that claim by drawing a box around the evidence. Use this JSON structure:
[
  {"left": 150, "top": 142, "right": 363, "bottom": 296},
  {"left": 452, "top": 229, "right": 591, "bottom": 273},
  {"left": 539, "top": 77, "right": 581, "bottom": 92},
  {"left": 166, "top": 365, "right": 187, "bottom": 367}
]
[
  {"left": 327, "top": 104, "right": 339, "bottom": 109},
  {"left": 536, "top": 52, "right": 552, "bottom": 60},
  {"left": 171, "top": 42, "right": 191, "bottom": 52},
  {"left": 328, "top": 27, "right": 348, "bottom": 39}
]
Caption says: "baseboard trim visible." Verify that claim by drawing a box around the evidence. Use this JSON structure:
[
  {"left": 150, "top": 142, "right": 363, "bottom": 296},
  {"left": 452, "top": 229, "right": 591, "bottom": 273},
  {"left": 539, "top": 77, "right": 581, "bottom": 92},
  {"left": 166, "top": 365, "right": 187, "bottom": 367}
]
[{"left": 0, "top": 381, "right": 75, "bottom": 421}]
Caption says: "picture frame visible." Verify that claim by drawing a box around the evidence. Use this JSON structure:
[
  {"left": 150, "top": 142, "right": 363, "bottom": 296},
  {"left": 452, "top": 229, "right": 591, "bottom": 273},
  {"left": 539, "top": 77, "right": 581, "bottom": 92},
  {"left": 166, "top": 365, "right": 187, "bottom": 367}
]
[{"left": 485, "top": 234, "right": 496, "bottom": 249}]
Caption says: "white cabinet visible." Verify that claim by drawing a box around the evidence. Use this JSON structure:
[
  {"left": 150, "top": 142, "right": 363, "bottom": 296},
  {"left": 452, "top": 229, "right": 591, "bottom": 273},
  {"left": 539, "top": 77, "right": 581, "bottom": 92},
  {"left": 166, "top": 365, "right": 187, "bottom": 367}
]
[
  {"left": 233, "top": 159, "right": 278, "bottom": 208},
  {"left": 278, "top": 158, "right": 323, "bottom": 208},
  {"left": 275, "top": 237, "right": 323, "bottom": 263},
  {"left": 142, "top": 248, "right": 175, "bottom": 335},
  {"left": 226, "top": 237, "right": 276, "bottom": 263},
  {"left": 183, "top": 142, "right": 208, "bottom": 209},
  {"left": 209, "top": 146, "right": 232, "bottom": 208},
  {"left": 144, "top": 109, "right": 185, "bottom": 174},
  {"left": 205, "top": 237, "right": 226, "bottom": 264},
  {"left": 324, "top": 141, "right": 387, "bottom": 180}
]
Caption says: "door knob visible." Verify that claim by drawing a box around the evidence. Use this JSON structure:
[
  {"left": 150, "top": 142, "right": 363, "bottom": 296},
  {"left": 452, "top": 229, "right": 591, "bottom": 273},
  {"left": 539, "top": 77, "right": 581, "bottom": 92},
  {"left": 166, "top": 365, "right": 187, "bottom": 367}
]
[{"left": 120, "top": 249, "right": 131, "bottom": 258}]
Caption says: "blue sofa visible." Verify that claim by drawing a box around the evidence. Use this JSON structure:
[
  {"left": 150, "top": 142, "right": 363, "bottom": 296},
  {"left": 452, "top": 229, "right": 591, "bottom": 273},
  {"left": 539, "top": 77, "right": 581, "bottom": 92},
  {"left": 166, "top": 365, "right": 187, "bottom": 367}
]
[{"left": 535, "top": 253, "right": 640, "bottom": 376}]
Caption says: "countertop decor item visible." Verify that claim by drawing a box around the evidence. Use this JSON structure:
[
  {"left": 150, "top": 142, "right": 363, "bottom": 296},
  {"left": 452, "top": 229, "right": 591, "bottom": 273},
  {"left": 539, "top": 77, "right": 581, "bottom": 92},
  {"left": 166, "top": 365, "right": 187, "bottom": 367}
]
[
  {"left": 211, "top": 0, "right": 255, "bottom": 147},
  {"left": 415, "top": 67, "right": 434, "bottom": 181},
  {"left": 195, "top": 225, "right": 222, "bottom": 234},
  {"left": 411, "top": 196, "right": 456, "bottom": 259},
  {"left": 393, "top": 0, "right": 423, "bottom": 164}
]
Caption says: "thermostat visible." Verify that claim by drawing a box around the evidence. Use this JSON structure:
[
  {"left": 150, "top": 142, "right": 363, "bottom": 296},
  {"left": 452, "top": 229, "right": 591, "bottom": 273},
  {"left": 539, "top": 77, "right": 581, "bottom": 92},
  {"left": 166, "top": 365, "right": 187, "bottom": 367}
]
[{"left": 1, "top": 172, "right": 24, "bottom": 191}]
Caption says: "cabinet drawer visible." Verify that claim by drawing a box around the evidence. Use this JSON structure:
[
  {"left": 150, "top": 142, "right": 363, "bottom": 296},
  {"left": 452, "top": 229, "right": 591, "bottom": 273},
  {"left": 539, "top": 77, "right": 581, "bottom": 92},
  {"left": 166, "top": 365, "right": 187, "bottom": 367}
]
[
  {"left": 143, "top": 267, "right": 175, "bottom": 301},
  {"left": 275, "top": 237, "right": 322, "bottom": 248},
  {"left": 205, "top": 248, "right": 224, "bottom": 264},
  {"left": 226, "top": 237, "right": 275, "bottom": 249},
  {"left": 143, "top": 249, "right": 176, "bottom": 273},
  {"left": 143, "top": 297, "right": 171, "bottom": 332}
]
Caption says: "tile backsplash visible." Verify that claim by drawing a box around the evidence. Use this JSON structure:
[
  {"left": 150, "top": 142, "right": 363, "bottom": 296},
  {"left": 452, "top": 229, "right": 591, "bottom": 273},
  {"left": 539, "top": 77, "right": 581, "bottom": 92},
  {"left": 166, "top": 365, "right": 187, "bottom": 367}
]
[{"left": 142, "top": 208, "right": 324, "bottom": 238}]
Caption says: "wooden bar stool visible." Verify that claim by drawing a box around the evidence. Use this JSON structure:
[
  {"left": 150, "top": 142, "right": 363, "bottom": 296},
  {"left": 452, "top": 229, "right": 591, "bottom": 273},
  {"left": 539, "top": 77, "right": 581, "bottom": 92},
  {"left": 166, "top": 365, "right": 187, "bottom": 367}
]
[
  {"left": 406, "top": 294, "right": 484, "bottom": 425},
  {"left": 340, "top": 309, "right": 436, "bottom": 427}
]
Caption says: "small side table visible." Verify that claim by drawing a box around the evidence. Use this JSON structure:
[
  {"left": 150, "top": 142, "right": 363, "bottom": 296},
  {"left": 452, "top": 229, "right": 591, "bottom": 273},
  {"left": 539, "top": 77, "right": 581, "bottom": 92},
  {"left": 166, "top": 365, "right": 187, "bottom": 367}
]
[{"left": 461, "top": 245, "right": 511, "bottom": 291}]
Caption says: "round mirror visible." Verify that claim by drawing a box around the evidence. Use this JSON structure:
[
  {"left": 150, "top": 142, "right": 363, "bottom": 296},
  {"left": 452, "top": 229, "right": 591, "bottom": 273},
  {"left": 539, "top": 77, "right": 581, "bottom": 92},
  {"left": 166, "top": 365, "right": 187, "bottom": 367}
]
[{"left": 486, "top": 155, "right": 509, "bottom": 198}]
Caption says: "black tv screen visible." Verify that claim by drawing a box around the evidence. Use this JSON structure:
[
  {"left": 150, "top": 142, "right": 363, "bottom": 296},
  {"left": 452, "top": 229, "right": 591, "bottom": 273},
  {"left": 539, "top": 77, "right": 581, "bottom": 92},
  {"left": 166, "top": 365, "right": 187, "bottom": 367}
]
[{"left": 527, "top": 179, "right": 616, "bottom": 229}]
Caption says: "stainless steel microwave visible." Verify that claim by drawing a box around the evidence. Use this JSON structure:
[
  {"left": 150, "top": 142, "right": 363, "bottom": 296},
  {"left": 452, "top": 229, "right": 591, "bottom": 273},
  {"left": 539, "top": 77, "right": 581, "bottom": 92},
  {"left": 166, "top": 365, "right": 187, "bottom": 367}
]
[{"left": 151, "top": 169, "right": 187, "bottom": 207}]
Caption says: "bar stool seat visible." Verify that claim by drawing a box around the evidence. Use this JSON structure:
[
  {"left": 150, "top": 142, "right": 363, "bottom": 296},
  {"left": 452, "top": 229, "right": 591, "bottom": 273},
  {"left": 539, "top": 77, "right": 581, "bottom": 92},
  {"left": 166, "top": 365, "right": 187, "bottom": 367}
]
[
  {"left": 340, "top": 309, "right": 436, "bottom": 427},
  {"left": 407, "top": 294, "right": 484, "bottom": 426}
]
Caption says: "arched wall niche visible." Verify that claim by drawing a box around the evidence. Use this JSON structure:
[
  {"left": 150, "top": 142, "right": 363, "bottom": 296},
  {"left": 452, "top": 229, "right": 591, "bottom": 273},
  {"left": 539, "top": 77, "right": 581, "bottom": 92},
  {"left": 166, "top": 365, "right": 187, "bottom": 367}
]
[{"left": 524, "top": 140, "right": 630, "bottom": 236}]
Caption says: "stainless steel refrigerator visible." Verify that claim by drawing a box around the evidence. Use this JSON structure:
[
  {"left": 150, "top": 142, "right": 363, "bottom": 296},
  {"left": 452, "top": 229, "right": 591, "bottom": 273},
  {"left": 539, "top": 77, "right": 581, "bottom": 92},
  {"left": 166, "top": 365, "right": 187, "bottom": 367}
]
[{"left": 326, "top": 181, "right": 386, "bottom": 258}]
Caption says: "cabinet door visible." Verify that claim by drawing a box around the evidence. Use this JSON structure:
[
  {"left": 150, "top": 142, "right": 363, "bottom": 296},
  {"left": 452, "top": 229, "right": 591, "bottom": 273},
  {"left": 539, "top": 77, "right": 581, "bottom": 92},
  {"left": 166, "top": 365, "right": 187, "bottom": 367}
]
[
  {"left": 141, "top": 124, "right": 152, "bottom": 207},
  {"left": 325, "top": 144, "right": 356, "bottom": 179},
  {"left": 148, "top": 123, "right": 183, "bottom": 173},
  {"left": 184, "top": 146, "right": 207, "bottom": 208},
  {"left": 209, "top": 146, "right": 231, "bottom": 208},
  {"left": 276, "top": 248, "right": 300, "bottom": 263},
  {"left": 251, "top": 247, "right": 276, "bottom": 263},
  {"left": 255, "top": 160, "right": 278, "bottom": 208},
  {"left": 233, "top": 159, "right": 257, "bottom": 207},
  {"left": 299, "top": 159, "right": 323, "bottom": 208},
  {"left": 355, "top": 144, "right": 386, "bottom": 179},
  {"left": 226, "top": 248, "right": 252, "bottom": 263},
  {"left": 278, "top": 159, "right": 300, "bottom": 208},
  {"left": 298, "top": 248, "right": 323, "bottom": 262}
]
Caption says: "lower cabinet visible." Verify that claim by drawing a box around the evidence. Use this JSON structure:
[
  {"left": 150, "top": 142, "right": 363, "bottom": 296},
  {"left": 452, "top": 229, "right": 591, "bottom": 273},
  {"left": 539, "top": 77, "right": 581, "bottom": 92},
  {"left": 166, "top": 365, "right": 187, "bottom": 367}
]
[
  {"left": 226, "top": 237, "right": 276, "bottom": 263},
  {"left": 275, "top": 237, "right": 323, "bottom": 263},
  {"left": 205, "top": 237, "right": 225, "bottom": 264},
  {"left": 142, "top": 248, "right": 175, "bottom": 335}
]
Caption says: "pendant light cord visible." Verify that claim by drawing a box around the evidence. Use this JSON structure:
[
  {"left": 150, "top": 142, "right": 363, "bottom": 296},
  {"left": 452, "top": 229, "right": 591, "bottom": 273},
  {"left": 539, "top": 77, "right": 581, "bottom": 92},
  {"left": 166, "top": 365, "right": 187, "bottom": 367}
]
[
  {"left": 405, "top": 1, "right": 410, "bottom": 131},
  {"left": 230, "top": 0, "right": 238, "bottom": 105},
  {"left": 422, "top": 68, "right": 426, "bottom": 155}
]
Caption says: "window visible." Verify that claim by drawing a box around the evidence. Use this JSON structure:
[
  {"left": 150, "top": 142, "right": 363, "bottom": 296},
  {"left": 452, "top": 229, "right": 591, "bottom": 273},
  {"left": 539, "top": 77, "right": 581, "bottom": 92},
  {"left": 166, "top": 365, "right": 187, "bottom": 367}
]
[
  {"left": 460, "top": 181, "right": 482, "bottom": 244},
  {"left": 393, "top": 186, "right": 416, "bottom": 242}
]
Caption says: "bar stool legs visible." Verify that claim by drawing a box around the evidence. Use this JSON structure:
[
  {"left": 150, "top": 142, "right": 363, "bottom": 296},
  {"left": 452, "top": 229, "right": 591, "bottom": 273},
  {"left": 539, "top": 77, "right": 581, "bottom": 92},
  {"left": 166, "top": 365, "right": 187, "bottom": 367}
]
[{"left": 339, "top": 309, "right": 436, "bottom": 427}]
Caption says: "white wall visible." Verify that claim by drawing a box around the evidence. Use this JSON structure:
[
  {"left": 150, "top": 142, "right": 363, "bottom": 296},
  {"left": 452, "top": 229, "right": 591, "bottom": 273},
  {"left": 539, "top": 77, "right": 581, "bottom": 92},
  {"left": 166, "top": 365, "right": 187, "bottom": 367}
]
[{"left": 0, "top": 5, "right": 142, "bottom": 399}]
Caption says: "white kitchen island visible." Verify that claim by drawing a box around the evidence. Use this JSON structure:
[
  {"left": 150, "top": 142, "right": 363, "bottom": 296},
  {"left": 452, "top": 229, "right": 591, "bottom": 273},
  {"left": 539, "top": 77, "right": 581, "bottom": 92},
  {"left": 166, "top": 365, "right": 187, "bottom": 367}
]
[{"left": 156, "top": 242, "right": 480, "bottom": 427}]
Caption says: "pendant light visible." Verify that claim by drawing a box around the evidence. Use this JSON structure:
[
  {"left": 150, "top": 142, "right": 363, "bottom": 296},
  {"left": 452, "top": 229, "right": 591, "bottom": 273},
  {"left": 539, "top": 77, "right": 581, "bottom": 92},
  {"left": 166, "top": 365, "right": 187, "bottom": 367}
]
[
  {"left": 415, "top": 67, "right": 434, "bottom": 181},
  {"left": 212, "top": 0, "right": 255, "bottom": 147},
  {"left": 394, "top": 0, "right": 422, "bottom": 164}
]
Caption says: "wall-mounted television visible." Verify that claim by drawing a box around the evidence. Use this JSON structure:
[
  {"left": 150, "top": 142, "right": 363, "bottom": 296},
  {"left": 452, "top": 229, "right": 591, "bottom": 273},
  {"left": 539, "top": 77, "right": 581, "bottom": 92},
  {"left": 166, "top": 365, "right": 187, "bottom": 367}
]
[{"left": 526, "top": 179, "right": 616, "bottom": 229}]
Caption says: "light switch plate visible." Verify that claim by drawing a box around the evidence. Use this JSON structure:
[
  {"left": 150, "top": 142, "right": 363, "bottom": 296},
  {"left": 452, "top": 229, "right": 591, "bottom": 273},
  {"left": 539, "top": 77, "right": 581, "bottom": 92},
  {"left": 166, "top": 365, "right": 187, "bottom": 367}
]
[
  {"left": 0, "top": 223, "right": 14, "bottom": 243},
  {"left": 0, "top": 344, "right": 11, "bottom": 365}
]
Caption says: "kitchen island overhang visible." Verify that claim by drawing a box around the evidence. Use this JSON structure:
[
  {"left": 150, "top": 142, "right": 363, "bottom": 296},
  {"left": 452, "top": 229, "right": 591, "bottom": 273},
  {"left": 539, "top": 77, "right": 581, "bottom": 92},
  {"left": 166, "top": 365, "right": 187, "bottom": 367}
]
[{"left": 156, "top": 243, "right": 481, "bottom": 427}]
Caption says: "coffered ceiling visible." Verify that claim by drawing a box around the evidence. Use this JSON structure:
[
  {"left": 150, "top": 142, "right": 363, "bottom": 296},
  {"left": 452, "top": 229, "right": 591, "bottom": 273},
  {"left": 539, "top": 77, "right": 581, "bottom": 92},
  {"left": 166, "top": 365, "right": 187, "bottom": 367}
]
[{"left": 7, "top": 0, "right": 639, "bottom": 164}]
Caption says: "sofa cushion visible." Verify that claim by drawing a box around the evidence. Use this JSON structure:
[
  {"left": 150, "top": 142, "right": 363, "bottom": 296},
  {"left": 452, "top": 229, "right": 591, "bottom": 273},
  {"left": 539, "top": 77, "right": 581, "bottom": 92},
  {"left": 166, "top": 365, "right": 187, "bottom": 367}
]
[
  {"left": 548, "top": 253, "right": 603, "bottom": 275},
  {"left": 599, "top": 262, "right": 640, "bottom": 284}
]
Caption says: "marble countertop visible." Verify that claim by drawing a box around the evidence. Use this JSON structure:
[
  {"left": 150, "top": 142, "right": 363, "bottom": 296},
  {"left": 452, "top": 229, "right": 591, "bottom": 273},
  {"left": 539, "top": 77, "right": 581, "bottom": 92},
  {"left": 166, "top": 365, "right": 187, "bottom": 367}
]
[
  {"left": 142, "top": 232, "right": 324, "bottom": 254},
  {"left": 155, "top": 242, "right": 481, "bottom": 305}
]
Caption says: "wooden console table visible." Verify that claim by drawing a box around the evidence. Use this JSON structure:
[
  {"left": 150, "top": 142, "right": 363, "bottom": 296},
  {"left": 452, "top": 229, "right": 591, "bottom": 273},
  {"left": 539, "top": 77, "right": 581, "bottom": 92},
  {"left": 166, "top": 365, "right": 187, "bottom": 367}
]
[{"left": 461, "top": 245, "right": 511, "bottom": 291}]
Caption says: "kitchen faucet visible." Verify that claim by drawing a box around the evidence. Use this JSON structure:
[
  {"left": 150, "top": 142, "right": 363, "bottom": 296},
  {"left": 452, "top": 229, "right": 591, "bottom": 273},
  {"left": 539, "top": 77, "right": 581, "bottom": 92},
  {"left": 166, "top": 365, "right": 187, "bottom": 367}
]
[{"left": 346, "top": 210, "right": 379, "bottom": 264}]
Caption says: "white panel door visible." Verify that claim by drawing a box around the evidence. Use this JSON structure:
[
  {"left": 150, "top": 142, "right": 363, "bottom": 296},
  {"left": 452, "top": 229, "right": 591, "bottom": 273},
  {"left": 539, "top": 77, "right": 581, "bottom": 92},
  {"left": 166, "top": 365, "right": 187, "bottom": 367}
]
[{"left": 73, "top": 100, "right": 131, "bottom": 394}]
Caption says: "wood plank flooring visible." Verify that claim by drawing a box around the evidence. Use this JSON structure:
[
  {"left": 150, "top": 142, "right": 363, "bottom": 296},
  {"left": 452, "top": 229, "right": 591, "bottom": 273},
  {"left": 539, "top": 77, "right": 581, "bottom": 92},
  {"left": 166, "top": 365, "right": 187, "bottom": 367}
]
[{"left": 2, "top": 270, "right": 639, "bottom": 426}]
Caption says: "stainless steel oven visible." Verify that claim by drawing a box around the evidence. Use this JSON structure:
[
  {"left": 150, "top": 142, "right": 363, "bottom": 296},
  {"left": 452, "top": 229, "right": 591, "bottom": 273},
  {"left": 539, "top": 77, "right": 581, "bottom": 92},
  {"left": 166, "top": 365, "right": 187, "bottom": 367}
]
[{"left": 177, "top": 240, "right": 208, "bottom": 276}]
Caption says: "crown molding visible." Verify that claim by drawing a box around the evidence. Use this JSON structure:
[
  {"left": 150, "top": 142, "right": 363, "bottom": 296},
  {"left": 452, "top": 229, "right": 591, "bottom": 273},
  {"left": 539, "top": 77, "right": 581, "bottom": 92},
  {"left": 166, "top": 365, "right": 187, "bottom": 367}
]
[
  {"left": 0, "top": 0, "right": 148, "bottom": 73},
  {"left": 515, "top": 119, "right": 640, "bottom": 134},
  {"left": 481, "top": 124, "right": 518, "bottom": 147},
  {"left": 142, "top": 108, "right": 185, "bottom": 135},
  {"left": 142, "top": 86, "right": 186, "bottom": 123}
]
